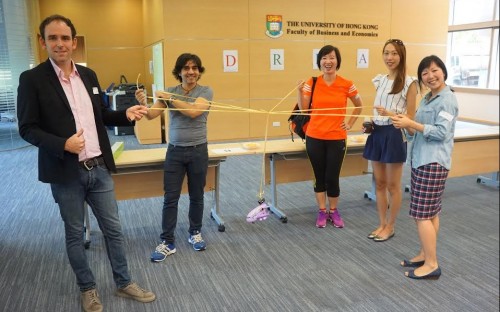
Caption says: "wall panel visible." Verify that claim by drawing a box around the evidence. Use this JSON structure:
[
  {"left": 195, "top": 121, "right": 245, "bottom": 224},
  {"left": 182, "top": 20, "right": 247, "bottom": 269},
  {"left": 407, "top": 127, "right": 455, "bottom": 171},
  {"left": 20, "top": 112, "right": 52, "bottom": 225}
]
[
  {"left": 142, "top": 0, "right": 164, "bottom": 45},
  {"left": 87, "top": 48, "right": 143, "bottom": 89},
  {"left": 37, "top": 0, "right": 143, "bottom": 88},
  {"left": 163, "top": 0, "right": 249, "bottom": 39},
  {"left": 33, "top": 0, "right": 452, "bottom": 141}
]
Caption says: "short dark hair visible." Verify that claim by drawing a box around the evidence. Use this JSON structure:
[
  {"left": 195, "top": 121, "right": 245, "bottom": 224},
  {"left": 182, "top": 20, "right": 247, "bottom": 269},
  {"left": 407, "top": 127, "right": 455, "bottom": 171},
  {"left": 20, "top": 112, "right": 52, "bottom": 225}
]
[
  {"left": 316, "top": 45, "right": 341, "bottom": 70},
  {"left": 171, "top": 53, "right": 206, "bottom": 82},
  {"left": 39, "top": 14, "right": 77, "bottom": 40},
  {"left": 417, "top": 55, "right": 448, "bottom": 89}
]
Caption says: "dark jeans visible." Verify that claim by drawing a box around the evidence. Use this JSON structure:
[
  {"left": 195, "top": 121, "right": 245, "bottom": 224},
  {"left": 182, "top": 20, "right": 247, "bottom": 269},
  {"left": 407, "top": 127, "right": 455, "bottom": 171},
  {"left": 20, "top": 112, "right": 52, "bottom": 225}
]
[
  {"left": 50, "top": 164, "right": 131, "bottom": 291},
  {"left": 161, "top": 143, "right": 208, "bottom": 243}
]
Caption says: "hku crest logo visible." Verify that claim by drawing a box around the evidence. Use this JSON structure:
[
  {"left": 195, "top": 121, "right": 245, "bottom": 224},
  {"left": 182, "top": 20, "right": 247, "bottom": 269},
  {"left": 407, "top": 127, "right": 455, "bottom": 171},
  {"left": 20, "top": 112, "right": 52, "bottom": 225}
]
[{"left": 266, "top": 15, "right": 283, "bottom": 38}]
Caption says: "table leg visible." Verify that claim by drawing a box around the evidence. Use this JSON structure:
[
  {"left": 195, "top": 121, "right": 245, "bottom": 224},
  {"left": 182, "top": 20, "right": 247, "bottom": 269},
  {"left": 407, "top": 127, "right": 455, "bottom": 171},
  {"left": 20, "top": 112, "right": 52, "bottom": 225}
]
[
  {"left": 210, "top": 163, "right": 226, "bottom": 232},
  {"left": 363, "top": 173, "right": 377, "bottom": 201},
  {"left": 267, "top": 154, "right": 288, "bottom": 223},
  {"left": 477, "top": 172, "right": 500, "bottom": 188}
]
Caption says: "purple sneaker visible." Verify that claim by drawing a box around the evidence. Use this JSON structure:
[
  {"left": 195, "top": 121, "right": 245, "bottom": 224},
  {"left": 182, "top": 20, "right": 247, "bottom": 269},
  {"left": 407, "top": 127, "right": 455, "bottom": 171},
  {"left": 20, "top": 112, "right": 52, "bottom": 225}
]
[
  {"left": 316, "top": 210, "right": 328, "bottom": 228},
  {"left": 329, "top": 210, "right": 344, "bottom": 228}
]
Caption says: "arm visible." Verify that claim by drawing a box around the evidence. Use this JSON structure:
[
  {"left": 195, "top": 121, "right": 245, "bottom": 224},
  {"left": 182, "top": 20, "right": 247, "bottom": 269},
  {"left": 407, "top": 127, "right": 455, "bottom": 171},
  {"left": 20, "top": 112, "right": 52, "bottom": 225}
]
[
  {"left": 420, "top": 95, "right": 458, "bottom": 141},
  {"left": 391, "top": 115, "right": 423, "bottom": 136},
  {"left": 298, "top": 78, "right": 312, "bottom": 111},
  {"left": 135, "top": 88, "right": 165, "bottom": 120},
  {"left": 300, "top": 93, "right": 311, "bottom": 112},
  {"left": 125, "top": 105, "right": 148, "bottom": 121},
  {"left": 158, "top": 87, "right": 213, "bottom": 119},
  {"left": 296, "top": 80, "right": 305, "bottom": 110},
  {"left": 392, "top": 93, "right": 458, "bottom": 139},
  {"left": 85, "top": 68, "right": 143, "bottom": 126},
  {"left": 405, "top": 80, "right": 418, "bottom": 120},
  {"left": 344, "top": 94, "right": 363, "bottom": 130},
  {"left": 169, "top": 96, "right": 210, "bottom": 119},
  {"left": 17, "top": 70, "right": 68, "bottom": 157}
]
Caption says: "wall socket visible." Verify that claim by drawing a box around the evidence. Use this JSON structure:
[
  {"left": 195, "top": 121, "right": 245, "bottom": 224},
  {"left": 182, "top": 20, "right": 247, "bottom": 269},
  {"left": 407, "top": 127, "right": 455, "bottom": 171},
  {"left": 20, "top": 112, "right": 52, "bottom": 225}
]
[{"left": 272, "top": 121, "right": 281, "bottom": 127}]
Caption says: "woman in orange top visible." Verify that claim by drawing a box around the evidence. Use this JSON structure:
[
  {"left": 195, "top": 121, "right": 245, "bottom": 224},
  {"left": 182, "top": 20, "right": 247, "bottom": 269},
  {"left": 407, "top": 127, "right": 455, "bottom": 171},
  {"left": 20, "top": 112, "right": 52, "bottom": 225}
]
[{"left": 298, "top": 45, "right": 363, "bottom": 228}]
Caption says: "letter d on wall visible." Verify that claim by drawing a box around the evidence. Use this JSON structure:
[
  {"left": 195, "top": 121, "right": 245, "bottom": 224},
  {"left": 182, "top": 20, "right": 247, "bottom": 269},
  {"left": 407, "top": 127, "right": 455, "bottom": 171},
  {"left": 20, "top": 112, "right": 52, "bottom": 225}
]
[{"left": 223, "top": 50, "right": 239, "bottom": 72}]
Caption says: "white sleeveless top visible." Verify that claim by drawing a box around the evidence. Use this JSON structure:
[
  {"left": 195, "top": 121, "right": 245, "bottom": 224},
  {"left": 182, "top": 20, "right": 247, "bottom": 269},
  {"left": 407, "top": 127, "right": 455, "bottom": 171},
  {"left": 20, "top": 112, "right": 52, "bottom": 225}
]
[{"left": 372, "top": 74, "right": 416, "bottom": 126}]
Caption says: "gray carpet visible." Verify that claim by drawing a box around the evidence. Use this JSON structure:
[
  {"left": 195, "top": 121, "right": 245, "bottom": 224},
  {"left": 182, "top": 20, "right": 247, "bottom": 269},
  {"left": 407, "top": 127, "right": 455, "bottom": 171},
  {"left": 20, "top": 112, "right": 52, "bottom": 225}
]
[{"left": 0, "top": 133, "right": 498, "bottom": 312}]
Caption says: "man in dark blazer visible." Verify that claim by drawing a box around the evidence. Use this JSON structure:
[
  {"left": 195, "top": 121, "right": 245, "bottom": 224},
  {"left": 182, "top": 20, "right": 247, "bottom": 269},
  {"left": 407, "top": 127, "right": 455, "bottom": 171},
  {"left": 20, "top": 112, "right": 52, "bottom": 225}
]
[{"left": 17, "top": 14, "right": 155, "bottom": 312}]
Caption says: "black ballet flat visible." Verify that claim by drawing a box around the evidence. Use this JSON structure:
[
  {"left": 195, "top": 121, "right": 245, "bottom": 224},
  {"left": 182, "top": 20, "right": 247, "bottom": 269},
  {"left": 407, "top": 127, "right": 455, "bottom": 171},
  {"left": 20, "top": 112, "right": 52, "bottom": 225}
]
[
  {"left": 401, "top": 259, "right": 425, "bottom": 268},
  {"left": 406, "top": 267, "right": 441, "bottom": 280}
]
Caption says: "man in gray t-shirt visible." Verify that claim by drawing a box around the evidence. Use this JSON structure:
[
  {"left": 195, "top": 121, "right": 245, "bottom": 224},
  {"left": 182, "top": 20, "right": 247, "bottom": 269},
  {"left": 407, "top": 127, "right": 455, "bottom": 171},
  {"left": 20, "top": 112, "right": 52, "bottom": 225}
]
[
  {"left": 165, "top": 84, "right": 212, "bottom": 146},
  {"left": 135, "top": 53, "right": 213, "bottom": 262}
]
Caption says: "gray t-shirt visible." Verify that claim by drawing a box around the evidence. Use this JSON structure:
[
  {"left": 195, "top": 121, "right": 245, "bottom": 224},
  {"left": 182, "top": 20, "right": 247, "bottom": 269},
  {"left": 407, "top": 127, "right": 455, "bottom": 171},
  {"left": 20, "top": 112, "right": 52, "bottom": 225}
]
[{"left": 165, "top": 84, "right": 213, "bottom": 146}]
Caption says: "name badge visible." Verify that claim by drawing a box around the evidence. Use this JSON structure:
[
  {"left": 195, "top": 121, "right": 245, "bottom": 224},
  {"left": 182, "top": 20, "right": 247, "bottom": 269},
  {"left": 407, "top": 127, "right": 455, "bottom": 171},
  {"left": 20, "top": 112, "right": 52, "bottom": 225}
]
[
  {"left": 438, "top": 110, "right": 453, "bottom": 121},
  {"left": 92, "top": 87, "right": 99, "bottom": 95}
]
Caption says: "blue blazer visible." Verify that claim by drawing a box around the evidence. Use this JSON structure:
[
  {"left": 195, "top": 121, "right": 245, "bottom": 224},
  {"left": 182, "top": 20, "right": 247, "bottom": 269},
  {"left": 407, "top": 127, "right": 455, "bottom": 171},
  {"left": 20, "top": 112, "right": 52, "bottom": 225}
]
[{"left": 17, "top": 59, "right": 133, "bottom": 183}]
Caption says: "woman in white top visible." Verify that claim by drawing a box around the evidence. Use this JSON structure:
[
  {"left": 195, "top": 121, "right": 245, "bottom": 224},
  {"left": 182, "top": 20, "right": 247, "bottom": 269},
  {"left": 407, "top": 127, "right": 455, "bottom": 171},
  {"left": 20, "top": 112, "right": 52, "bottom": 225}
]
[{"left": 362, "top": 39, "right": 417, "bottom": 242}]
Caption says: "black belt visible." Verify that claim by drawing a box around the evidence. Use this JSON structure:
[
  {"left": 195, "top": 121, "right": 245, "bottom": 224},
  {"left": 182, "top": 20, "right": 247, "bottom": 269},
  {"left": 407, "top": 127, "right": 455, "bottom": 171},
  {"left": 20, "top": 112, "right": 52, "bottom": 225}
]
[
  {"left": 80, "top": 156, "right": 105, "bottom": 170},
  {"left": 168, "top": 143, "right": 207, "bottom": 149}
]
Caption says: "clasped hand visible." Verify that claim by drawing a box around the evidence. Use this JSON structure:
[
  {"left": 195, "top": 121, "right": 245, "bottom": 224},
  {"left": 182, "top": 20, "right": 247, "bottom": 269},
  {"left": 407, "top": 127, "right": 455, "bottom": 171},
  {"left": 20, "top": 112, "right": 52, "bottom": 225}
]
[
  {"left": 126, "top": 105, "right": 148, "bottom": 121},
  {"left": 391, "top": 114, "right": 410, "bottom": 129}
]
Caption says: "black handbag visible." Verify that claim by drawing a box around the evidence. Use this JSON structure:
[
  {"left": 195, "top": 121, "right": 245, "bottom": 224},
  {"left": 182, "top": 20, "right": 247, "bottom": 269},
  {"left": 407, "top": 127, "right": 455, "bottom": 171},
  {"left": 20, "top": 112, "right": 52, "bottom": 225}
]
[{"left": 288, "top": 77, "right": 317, "bottom": 141}]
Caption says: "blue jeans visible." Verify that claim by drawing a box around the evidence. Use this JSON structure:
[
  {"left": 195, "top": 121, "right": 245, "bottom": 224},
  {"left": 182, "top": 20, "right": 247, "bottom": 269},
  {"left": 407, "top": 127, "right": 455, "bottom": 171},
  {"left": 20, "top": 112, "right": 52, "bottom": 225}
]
[
  {"left": 161, "top": 143, "right": 208, "bottom": 243},
  {"left": 50, "top": 164, "right": 130, "bottom": 291}
]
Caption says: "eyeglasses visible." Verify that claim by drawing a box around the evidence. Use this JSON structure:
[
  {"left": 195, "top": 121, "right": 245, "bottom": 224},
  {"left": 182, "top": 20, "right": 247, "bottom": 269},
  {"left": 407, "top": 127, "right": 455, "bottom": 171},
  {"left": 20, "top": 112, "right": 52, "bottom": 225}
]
[{"left": 386, "top": 39, "right": 404, "bottom": 45}]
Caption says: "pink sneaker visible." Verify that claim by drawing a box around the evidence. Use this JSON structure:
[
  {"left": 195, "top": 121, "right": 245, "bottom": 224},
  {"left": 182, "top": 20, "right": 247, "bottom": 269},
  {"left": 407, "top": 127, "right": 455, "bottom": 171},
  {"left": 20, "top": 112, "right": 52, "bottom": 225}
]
[
  {"left": 316, "top": 210, "right": 328, "bottom": 228},
  {"left": 246, "top": 203, "right": 270, "bottom": 223},
  {"left": 329, "top": 210, "right": 344, "bottom": 228}
]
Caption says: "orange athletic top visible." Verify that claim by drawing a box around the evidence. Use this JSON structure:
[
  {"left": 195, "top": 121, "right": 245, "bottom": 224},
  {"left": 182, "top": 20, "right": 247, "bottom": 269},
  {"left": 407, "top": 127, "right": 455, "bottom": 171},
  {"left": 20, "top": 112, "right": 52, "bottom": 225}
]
[{"left": 303, "top": 75, "right": 358, "bottom": 140}]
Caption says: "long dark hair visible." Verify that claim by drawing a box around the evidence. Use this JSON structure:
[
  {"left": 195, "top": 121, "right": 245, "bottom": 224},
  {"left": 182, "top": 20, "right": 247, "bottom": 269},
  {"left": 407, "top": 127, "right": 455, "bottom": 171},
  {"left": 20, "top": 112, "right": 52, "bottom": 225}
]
[{"left": 383, "top": 39, "right": 407, "bottom": 95}]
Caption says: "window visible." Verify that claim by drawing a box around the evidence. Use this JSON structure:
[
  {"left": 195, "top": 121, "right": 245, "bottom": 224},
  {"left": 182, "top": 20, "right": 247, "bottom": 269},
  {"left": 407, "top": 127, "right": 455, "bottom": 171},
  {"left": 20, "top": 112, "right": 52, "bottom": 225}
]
[
  {"left": 447, "top": 0, "right": 499, "bottom": 89},
  {"left": 0, "top": 0, "right": 34, "bottom": 150}
]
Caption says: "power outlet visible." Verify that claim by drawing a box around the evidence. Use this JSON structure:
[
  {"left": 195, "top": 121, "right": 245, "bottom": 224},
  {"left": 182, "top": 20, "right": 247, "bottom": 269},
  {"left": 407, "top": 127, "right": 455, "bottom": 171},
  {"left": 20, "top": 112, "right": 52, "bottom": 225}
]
[{"left": 272, "top": 121, "right": 281, "bottom": 127}]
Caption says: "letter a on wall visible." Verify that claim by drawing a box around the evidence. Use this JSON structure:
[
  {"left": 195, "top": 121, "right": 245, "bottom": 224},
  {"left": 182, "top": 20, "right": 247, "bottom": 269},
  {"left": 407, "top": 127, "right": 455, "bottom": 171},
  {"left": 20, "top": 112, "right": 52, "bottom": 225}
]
[
  {"left": 223, "top": 50, "right": 239, "bottom": 72},
  {"left": 357, "top": 49, "right": 369, "bottom": 69}
]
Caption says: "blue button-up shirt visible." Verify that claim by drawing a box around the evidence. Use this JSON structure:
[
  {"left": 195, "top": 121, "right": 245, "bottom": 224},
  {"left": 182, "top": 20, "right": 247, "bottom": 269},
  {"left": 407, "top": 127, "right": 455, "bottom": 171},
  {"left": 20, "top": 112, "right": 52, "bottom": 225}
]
[{"left": 407, "top": 85, "right": 459, "bottom": 170}]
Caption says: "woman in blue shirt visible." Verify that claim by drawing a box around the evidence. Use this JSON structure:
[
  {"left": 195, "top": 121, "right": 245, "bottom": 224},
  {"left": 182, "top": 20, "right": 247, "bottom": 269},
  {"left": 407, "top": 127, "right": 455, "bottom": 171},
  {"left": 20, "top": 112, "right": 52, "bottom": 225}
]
[{"left": 392, "top": 55, "right": 459, "bottom": 280}]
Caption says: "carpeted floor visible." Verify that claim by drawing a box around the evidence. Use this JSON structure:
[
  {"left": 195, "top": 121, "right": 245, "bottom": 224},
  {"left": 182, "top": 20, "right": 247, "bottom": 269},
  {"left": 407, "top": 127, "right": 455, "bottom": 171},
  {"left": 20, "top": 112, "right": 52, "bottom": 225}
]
[{"left": 0, "top": 133, "right": 498, "bottom": 312}]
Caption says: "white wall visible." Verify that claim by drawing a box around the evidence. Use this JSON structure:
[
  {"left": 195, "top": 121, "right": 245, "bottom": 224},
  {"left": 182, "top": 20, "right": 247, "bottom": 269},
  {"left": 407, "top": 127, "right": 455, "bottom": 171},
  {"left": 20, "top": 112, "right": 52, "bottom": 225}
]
[{"left": 454, "top": 90, "right": 499, "bottom": 123}]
